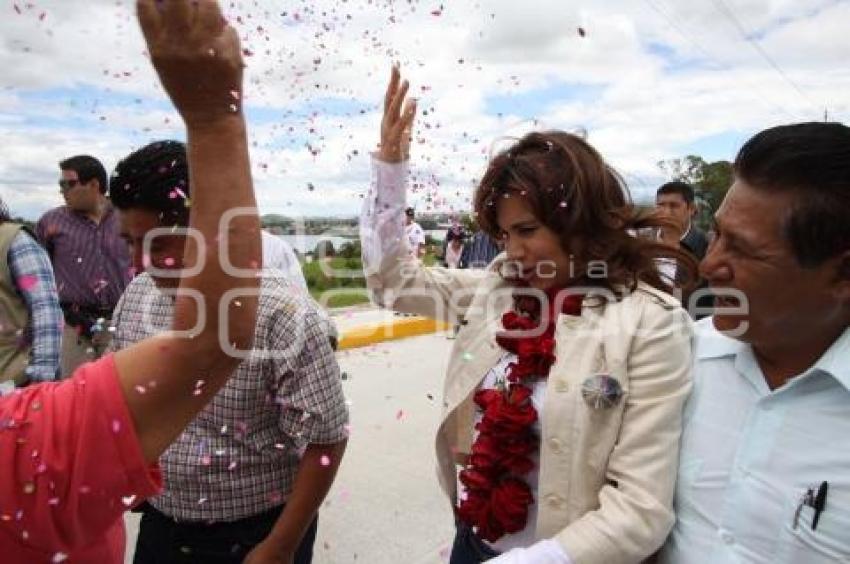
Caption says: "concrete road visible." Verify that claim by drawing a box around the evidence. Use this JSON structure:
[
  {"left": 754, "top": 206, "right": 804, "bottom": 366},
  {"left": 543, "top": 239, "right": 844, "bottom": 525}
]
[{"left": 125, "top": 328, "right": 458, "bottom": 563}]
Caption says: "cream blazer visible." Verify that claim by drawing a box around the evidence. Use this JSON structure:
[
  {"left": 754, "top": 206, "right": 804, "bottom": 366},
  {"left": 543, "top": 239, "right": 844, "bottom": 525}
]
[{"left": 366, "top": 254, "right": 693, "bottom": 564}]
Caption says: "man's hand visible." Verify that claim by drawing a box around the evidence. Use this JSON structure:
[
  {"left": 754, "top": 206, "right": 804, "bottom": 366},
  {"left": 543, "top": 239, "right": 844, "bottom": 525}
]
[
  {"left": 242, "top": 540, "right": 294, "bottom": 564},
  {"left": 378, "top": 65, "right": 417, "bottom": 163},
  {"left": 137, "top": 0, "right": 244, "bottom": 128}
]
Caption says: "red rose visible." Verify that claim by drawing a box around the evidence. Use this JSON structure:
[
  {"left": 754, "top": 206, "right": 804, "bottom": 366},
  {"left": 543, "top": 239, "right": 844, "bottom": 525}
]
[
  {"left": 457, "top": 490, "right": 490, "bottom": 531},
  {"left": 456, "top": 288, "right": 583, "bottom": 543},
  {"left": 459, "top": 468, "right": 495, "bottom": 492},
  {"left": 473, "top": 388, "right": 503, "bottom": 411},
  {"left": 469, "top": 434, "right": 500, "bottom": 471},
  {"left": 506, "top": 360, "right": 536, "bottom": 382},
  {"left": 491, "top": 478, "right": 534, "bottom": 534},
  {"left": 475, "top": 512, "right": 506, "bottom": 543},
  {"left": 501, "top": 311, "right": 537, "bottom": 331},
  {"left": 506, "top": 384, "right": 533, "bottom": 405}
]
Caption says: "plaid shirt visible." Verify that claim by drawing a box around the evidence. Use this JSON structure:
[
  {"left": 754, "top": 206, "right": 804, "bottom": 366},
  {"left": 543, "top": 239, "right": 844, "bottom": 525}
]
[
  {"left": 110, "top": 273, "right": 348, "bottom": 521},
  {"left": 35, "top": 205, "right": 130, "bottom": 310},
  {"left": 7, "top": 231, "right": 62, "bottom": 381}
]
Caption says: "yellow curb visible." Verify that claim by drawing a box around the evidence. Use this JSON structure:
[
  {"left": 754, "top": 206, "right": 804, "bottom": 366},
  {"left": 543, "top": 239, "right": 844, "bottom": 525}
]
[{"left": 338, "top": 317, "right": 452, "bottom": 350}]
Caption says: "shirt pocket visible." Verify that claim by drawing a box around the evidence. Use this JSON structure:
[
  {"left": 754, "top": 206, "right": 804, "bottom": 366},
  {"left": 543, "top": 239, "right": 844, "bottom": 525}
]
[{"left": 780, "top": 493, "right": 850, "bottom": 562}]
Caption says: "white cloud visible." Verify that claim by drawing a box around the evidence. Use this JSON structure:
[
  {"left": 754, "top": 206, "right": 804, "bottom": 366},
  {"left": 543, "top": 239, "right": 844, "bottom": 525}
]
[{"left": 0, "top": 0, "right": 847, "bottom": 219}]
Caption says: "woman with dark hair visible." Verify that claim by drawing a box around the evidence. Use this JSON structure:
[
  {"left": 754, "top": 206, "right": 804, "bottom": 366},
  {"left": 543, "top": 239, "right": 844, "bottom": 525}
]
[{"left": 361, "top": 67, "right": 695, "bottom": 564}]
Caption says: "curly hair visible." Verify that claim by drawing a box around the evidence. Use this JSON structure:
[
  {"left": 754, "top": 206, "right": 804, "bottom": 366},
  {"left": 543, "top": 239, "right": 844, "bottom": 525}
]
[
  {"left": 473, "top": 130, "right": 696, "bottom": 295},
  {"left": 109, "top": 140, "right": 190, "bottom": 227}
]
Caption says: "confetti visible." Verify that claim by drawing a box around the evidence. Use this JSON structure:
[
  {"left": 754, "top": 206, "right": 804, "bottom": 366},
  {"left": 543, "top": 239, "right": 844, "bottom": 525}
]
[
  {"left": 17, "top": 275, "right": 38, "bottom": 291},
  {"left": 320, "top": 455, "right": 331, "bottom": 466}
]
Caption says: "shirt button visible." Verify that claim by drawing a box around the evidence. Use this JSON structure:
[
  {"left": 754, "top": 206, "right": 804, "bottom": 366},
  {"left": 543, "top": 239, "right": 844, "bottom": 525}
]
[
  {"left": 555, "top": 380, "right": 569, "bottom": 393},
  {"left": 548, "top": 438, "right": 563, "bottom": 453},
  {"left": 718, "top": 529, "right": 735, "bottom": 544}
]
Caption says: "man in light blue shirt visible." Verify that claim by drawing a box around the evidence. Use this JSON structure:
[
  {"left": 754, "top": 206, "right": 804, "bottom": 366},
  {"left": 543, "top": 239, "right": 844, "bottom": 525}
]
[{"left": 660, "top": 122, "right": 850, "bottom": 563}]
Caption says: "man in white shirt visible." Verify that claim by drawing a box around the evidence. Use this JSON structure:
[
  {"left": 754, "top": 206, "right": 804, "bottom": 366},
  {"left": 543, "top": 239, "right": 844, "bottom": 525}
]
[
  {"left": 261, "top": 229, "right": 308, "bottom": 291},
  {"left": 404, "top": 206, "right": 426, "bottom": 258},
  {"left": 660, "top": 122, "right": 850, "bottom": 563}
]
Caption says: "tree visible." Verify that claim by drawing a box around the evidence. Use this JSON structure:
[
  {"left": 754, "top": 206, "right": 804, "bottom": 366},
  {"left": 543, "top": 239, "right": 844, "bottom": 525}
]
[{"left": 657, "top": 155, "right": 733, "bottom": 230}]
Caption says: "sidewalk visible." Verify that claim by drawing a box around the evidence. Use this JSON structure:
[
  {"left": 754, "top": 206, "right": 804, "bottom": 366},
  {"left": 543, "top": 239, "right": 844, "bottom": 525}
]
[{"left": 124, "top": 331, "right": 458, "bottom": 563}]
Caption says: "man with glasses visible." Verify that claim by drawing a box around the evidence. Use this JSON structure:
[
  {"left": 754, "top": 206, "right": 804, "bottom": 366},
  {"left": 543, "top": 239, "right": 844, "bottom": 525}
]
[{"left": 36, "top": 154, "right": 131, "bottom": 376}]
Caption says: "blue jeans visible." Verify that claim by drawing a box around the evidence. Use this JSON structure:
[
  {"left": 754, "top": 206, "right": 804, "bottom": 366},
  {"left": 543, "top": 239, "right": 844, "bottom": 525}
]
[{"left": 450, "top": 523, "right": 501, "bottom": 564}]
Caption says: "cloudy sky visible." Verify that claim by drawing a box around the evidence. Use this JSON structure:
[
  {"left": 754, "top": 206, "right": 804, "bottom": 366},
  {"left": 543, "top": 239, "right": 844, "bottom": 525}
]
[{"left": 1, "top": 0, "right": 847, "bottom": 220}]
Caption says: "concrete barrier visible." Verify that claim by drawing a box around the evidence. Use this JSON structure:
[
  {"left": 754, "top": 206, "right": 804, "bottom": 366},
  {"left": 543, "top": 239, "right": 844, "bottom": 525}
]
[{"left": 337, "top": 316, "right": 451, "bottom": 350}]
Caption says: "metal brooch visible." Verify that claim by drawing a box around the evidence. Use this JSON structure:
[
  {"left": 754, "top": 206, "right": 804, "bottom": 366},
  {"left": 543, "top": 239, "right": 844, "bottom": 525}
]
[{"left": 581, "top": 374, "right": 623, "bottom": 410}]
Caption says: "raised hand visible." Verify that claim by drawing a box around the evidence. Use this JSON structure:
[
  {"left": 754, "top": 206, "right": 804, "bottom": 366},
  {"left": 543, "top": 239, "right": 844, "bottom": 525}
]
[
  {"left": 137, "top": 0, "right": 244, "bottom": 127},
  {"left": 379, "top": 65, "right": 417, "bottom": 163}
]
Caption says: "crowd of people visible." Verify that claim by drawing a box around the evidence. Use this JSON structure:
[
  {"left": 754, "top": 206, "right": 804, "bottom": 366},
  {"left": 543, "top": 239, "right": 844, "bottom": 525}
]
[{"left": 0, "top": 1, "right": 848, "bottom": 563}]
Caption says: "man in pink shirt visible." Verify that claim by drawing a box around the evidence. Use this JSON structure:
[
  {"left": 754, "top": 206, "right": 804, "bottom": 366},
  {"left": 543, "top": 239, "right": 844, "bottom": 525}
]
[{"left": 0, "top": 1, "right": 261, "bottom": 561}]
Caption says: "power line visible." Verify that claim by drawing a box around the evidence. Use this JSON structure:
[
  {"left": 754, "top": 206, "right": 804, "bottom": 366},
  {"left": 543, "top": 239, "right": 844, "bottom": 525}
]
[
  {"left": 709, "top": 0, "right": 821, "bottom": 113},
  {"left": 640, "top": 0, "right": 801, "bottom": 121}
]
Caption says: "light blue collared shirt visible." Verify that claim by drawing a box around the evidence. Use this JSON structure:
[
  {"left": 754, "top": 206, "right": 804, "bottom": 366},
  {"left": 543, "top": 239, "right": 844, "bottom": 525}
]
[{"left": 660, "top": 319, "right": 850, "bottom": 563}]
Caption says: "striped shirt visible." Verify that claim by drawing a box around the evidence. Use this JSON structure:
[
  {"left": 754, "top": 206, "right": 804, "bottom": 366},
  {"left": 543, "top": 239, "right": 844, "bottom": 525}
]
[
  {"left": 7, "top": 230, "right": 62, "bottom": 382},
  {"left": 110, "top": 272, "right": 348, "bottom": 521},
  {"left": 35, "top": 205, "right": 130, "bottom": 310}
]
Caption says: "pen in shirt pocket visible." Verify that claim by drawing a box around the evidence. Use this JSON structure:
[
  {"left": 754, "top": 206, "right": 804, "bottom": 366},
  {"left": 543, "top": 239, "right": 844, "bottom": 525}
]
[{"left": 792, "top": 481, "right": 828, "bottom": 531}]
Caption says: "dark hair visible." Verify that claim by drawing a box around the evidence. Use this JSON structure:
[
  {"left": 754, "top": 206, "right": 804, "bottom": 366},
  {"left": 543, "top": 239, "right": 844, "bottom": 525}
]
[
  {"left": 734, "top": 122, "right": 850, "bottom": 267},
  {"left": 59, "top": 155, "right": 108, "bottom": 195},
  {"left": 473, "top": 130, "right": 695, "bottom": 294},
  {"left": 657, "top": 181, "right": 695, "bottom": 204},
  {"left": 109, "top": 140, "right": 190, "bottom": 227}
]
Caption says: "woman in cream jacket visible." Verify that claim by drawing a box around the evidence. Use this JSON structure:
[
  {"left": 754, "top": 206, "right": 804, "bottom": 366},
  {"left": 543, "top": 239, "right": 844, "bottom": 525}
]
[{"left": 360, "top": 67, "right": 695, "bottom": 564}]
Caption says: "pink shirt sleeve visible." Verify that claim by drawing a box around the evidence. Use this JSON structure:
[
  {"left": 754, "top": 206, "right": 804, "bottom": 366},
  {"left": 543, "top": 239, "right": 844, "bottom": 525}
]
[{"left": 0, "top": 354, "right": 162, "bottom": 554}]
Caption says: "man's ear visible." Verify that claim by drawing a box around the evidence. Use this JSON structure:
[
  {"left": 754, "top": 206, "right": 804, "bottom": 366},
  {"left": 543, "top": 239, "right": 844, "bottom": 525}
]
[{"left": 833, "top": 250, "right": 850, "bottom": 302}]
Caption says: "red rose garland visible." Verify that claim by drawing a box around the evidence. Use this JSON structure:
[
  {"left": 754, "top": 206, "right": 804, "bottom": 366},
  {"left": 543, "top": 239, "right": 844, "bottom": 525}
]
[{"left": 457, "top": 288, "right": 583, "bottom": 542}]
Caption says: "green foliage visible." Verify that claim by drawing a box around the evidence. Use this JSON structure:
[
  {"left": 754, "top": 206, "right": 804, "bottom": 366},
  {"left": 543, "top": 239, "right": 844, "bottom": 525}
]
[
  {"left": 309, "top": 288, "right": 371, "bottom": 308},
  {"left": 658, "top": 155, "right": 733, "bottom": 229},
  {"left": 337, "top": 239, "right": 361, "bottom": 259}
]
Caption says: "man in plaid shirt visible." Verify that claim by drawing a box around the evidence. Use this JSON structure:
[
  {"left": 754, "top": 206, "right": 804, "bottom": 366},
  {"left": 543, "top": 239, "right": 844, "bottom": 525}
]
[
  {"left": 108, "top": 141, "right": 348, "bottom": 564},
  {"left": 0, "top": 198, "right": 62, "bottom": 388}
]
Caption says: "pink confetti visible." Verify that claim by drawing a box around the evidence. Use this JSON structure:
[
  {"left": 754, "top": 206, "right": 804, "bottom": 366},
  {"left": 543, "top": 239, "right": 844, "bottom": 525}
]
[
  {"left": 396, "top": 409, "right": 404, "bottom": 420},
  {"left": 17, "top": 275, "right": 38, "bottom": 292},
  {"left": 320, "top": 455, "right": 331, "bottom": 466},
  {"left": 111, "top": 420, "right": 121, "bottom": 433}
]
